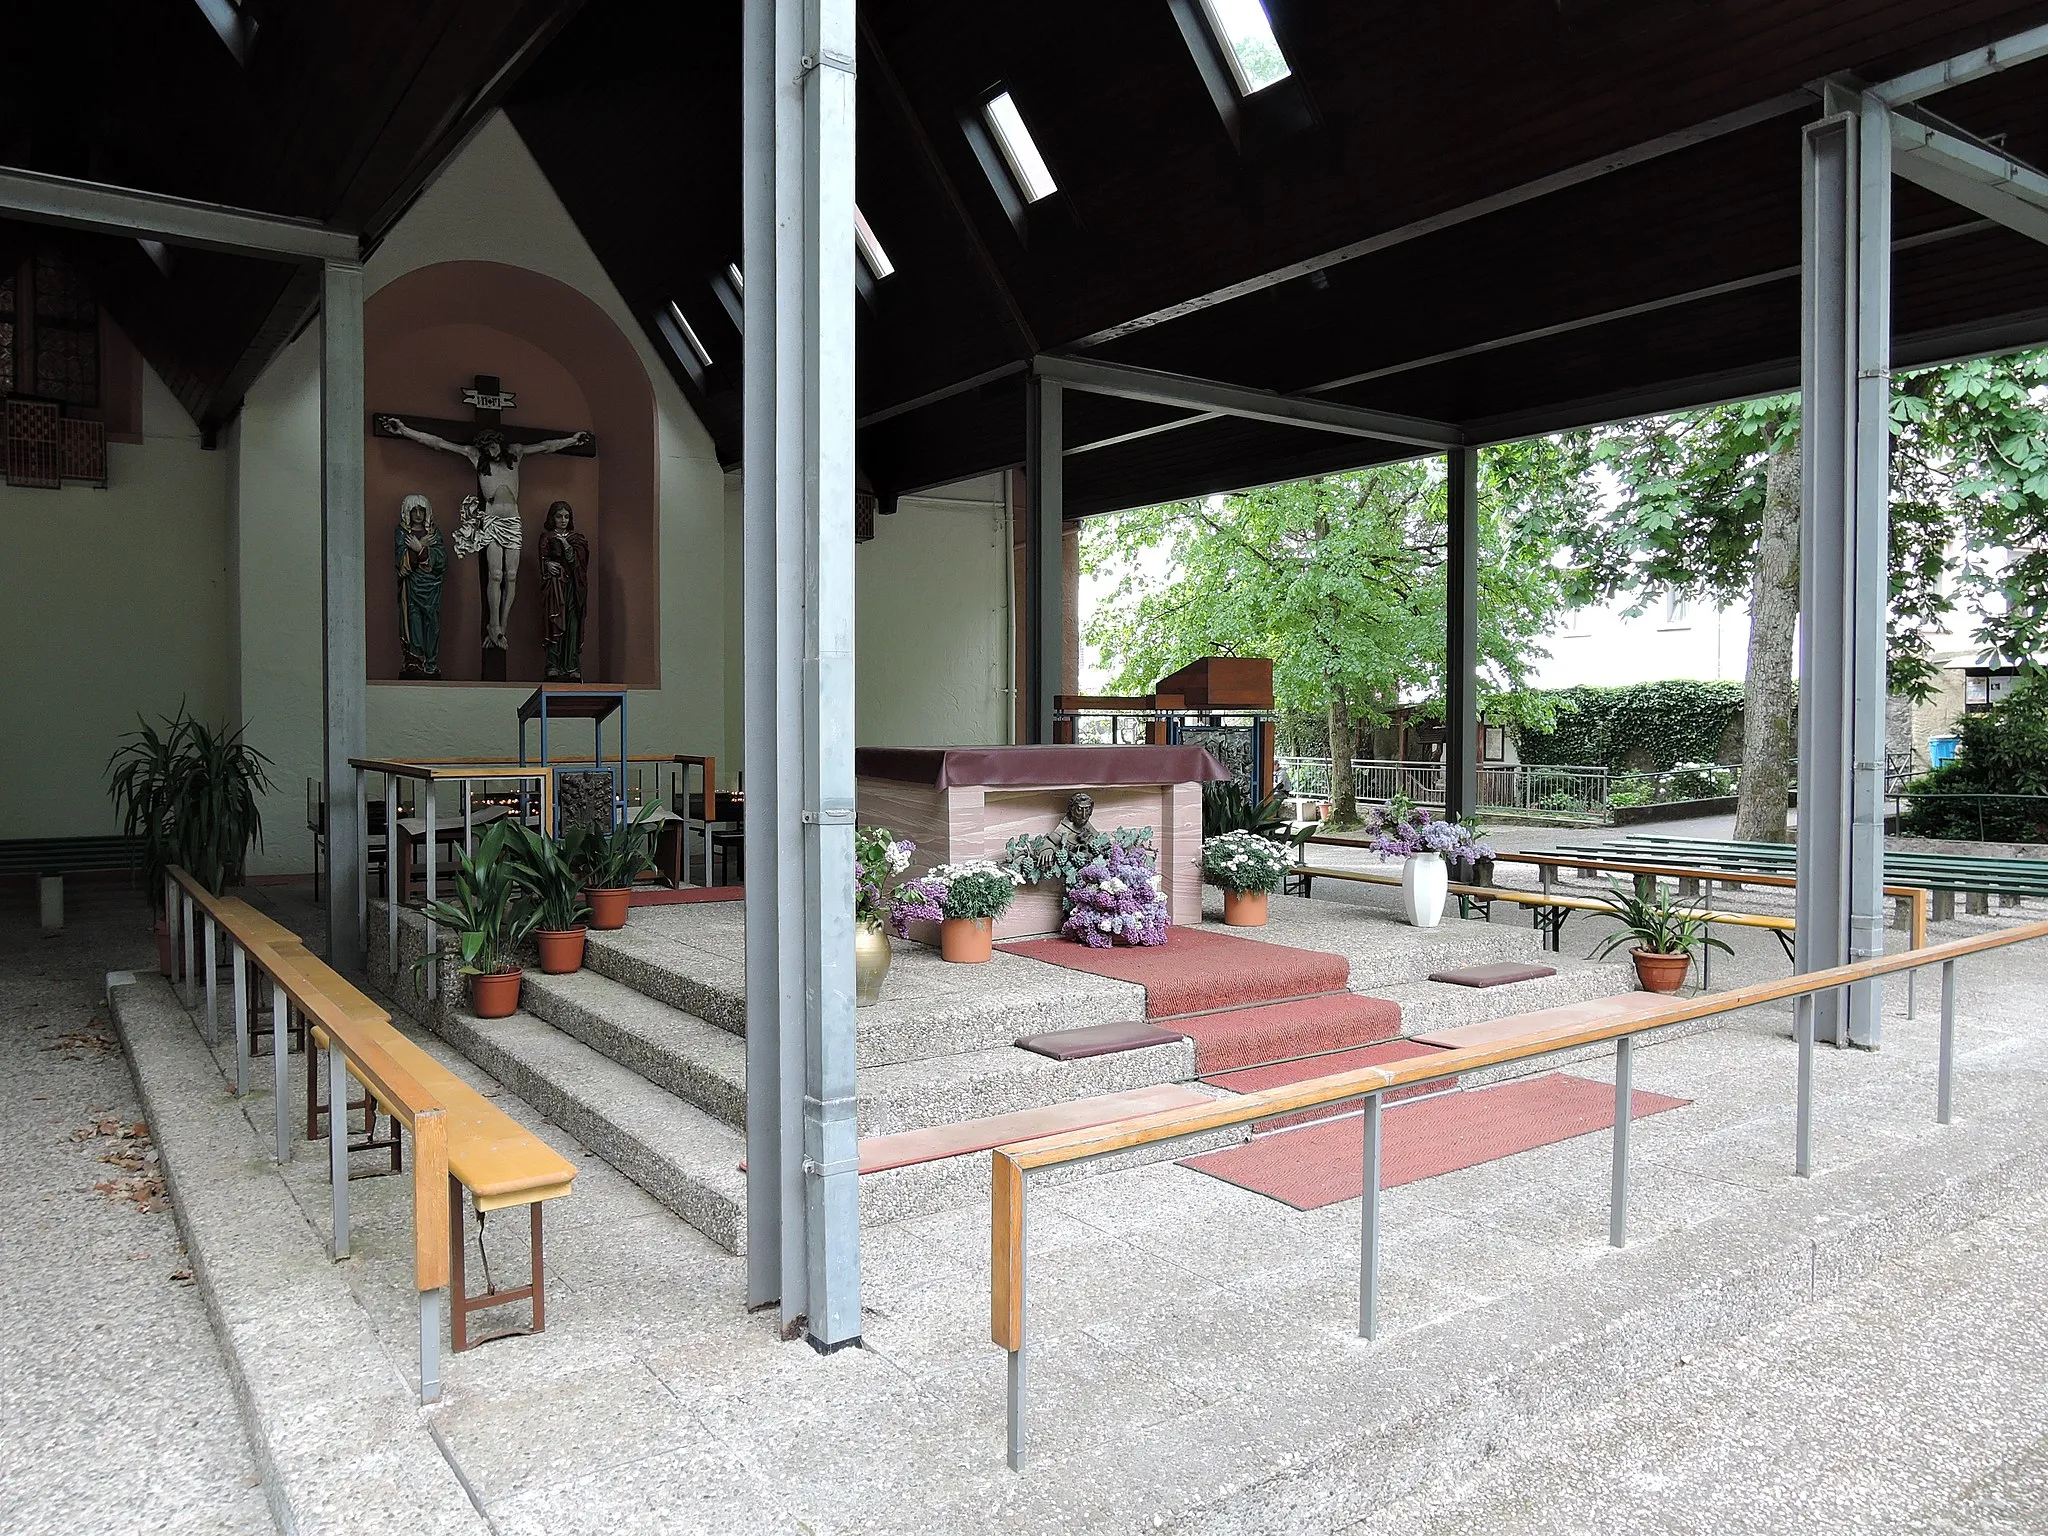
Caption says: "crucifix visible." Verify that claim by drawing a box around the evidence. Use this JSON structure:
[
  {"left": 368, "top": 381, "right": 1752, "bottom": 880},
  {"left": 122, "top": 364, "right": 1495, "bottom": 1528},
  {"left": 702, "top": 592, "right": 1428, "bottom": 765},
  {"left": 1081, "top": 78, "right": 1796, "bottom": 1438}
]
[{"left": 374, "top": 374, "right": 596, "bottom": 677}]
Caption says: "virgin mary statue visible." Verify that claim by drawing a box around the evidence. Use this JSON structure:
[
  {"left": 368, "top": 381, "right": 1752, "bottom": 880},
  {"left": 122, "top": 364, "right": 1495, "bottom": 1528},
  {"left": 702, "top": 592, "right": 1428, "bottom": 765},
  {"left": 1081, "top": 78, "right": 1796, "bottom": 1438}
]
[{"left": 540, "top": 500, "right": 591, "bottom": 681}]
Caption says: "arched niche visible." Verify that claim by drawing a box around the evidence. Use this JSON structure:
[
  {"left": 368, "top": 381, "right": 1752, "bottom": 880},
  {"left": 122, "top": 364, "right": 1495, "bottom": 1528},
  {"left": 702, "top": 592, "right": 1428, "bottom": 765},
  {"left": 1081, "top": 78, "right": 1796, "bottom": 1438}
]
[{"left": 364, "top": 260, "right": 657, "bottom": 685}]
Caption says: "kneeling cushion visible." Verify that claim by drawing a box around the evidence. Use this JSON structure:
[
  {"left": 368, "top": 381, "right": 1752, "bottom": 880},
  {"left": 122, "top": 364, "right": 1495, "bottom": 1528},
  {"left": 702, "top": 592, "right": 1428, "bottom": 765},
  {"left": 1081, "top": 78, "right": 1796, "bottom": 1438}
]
[
  {"left": 1427, "top": 961, "right": 1557, "bottom": 988},
  {"left": 1015, "top": 1020, "right": 1186, "bottom": 1060}
]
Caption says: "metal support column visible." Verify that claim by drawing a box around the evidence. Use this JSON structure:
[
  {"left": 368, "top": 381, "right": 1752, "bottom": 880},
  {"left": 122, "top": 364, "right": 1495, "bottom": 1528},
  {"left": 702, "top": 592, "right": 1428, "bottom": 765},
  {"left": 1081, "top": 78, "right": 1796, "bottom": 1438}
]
[
  {"left": 1796, "top": 95, "right": 1889, "bottom": 1049},
  {"left": 1444, "top": 446, "right": 1480, "bottom": 824},
  {"left": 740, "top": 0, "right": 862, "bottom": 1348},
  {"left": 1937, "top": 960, "right": 1957, "bottom": 1124},
  {"left": 1609, "top": 1037, "right": 1633, "bottom": 1248},
  {"left": 1024, "top": 374, "right": 1064, "bottom": 744},
  {"left": 321, "top": 260, "right": 366, "bottom": 973},
  {"left": 1358, "top": 1091, "right": 1383, "bottom": 1339}
]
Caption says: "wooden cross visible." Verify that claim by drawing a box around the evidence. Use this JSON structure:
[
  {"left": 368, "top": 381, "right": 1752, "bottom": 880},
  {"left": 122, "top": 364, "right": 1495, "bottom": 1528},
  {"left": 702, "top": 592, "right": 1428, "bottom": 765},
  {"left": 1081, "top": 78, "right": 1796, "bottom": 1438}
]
[{"left": 371, "top": 374, "right": 598, "bottom": 457}]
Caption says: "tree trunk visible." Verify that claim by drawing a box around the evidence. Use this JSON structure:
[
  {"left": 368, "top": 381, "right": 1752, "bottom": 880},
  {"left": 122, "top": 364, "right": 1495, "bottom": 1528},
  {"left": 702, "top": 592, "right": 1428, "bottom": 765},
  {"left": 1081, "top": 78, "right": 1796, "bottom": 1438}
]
[
  {"left": 1327, "top": 691, "right": 1361, "bottom": 828},
  {"left": 1733, "top": 438, "right": 1801, "bottom": 842}
]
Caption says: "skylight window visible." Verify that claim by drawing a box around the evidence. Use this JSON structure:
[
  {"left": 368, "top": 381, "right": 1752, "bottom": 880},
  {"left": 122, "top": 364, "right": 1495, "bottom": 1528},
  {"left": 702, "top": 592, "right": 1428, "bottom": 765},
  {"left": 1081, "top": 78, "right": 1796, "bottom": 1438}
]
[
  {"left": 667, "top": 300, "right": 713, "bottom": 371},
  {"left": 1197, "top": 0, "right": 1292, "bottom": 94},
  {"left": 982, "top": 91, "right": 1059, "bottom": 203},
  {"left": 854, "top": 207, "right": 895, "bottom": 280}
]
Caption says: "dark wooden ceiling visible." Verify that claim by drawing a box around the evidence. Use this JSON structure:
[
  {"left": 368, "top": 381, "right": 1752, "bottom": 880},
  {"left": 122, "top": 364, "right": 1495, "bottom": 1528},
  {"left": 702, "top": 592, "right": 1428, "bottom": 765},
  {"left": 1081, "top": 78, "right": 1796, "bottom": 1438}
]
[
  {"left": 3, "top": 0, "right": 586, "bottom": 438},
  {"left": 14, "top": 1, "right": 2048, "bottom": 507},
  {"left": 509, "top": 0, "right": 2048, "bottom": 516}
]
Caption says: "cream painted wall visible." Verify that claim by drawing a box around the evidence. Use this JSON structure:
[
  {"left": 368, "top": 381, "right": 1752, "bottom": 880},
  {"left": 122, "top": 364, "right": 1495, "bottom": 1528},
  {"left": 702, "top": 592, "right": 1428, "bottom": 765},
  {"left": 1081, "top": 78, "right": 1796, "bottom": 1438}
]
[
  {"left": 855, "top": 474, "right": 1012, "bottom": 747},
  {"left": 231, "top": 112, "right": 730, "bottom": 872},
  {"left": 0, "top": 368, "right": 233, "bottom": 841}
]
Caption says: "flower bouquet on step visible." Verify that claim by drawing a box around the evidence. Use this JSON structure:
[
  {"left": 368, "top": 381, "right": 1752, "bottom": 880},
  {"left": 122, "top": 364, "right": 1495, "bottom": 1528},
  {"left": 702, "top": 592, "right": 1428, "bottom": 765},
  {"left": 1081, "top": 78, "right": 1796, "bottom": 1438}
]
[
  {"left": 855, "top": 825, "right": 915, "bottom": 930},
  {"left": 1061, "top": 842, "right": 1170, "bottom": 948}
]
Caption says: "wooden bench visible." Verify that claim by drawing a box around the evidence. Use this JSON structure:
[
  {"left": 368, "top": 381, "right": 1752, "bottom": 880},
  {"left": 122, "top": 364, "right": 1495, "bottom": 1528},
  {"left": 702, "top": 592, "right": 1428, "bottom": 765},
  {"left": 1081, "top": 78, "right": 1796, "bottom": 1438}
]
[{"left": 165, "top": 867, "right": 577, "bottom": 1391}]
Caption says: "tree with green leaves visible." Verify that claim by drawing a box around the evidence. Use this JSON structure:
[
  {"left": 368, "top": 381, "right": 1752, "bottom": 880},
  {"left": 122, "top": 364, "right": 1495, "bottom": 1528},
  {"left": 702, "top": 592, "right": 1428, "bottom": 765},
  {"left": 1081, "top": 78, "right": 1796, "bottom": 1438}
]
[
  {"left": 1561, "top": 350, "right": 2048, "bottom": 840},
  {"left": 1083, "top": 438, "right": 1597, "bottom": 826}
]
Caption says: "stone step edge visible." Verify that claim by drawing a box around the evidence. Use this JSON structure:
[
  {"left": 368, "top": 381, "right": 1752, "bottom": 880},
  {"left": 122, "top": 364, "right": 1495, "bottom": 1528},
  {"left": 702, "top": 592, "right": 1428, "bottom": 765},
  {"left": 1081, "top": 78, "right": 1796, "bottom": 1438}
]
[
  {"left": 425, "top": 1005, "right": 749, "bottom": 1258},
  {"left": 106, "top": 974, "right": 491, "bottom": 1536}
]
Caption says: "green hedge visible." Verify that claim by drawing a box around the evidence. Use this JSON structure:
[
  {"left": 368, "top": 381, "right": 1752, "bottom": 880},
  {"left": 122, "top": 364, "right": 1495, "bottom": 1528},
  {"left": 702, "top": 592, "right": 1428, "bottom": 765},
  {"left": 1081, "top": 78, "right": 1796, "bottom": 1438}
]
[{"left": 1515, "top": 681, "right": 1744, "bottom": 772}]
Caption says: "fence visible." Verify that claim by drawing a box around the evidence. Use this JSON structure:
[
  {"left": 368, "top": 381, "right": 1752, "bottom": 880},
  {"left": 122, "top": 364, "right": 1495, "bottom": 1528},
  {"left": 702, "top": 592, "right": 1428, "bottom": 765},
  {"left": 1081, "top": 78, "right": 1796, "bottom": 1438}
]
[{"left": 1276, "top": 757, "right": 1615, "bottom": 819}]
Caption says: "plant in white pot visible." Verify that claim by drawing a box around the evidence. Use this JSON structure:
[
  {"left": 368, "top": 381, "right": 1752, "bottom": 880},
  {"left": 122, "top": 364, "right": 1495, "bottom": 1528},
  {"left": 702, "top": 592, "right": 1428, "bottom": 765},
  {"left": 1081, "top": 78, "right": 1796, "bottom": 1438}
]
[
  {"left": 1366, "top": 797, "right": 1493, "bottom": 929},
  {"left": 1200, "top": 829, "right": 1292, "bottom": 926}
]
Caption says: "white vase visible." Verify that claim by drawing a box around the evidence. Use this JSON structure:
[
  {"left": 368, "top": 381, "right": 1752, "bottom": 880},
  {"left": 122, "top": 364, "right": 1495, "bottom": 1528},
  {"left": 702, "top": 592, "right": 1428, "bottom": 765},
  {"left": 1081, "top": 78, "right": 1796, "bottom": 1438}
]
[{"left": 1400, "top": 852, "right": 1448, "bottom": 928}]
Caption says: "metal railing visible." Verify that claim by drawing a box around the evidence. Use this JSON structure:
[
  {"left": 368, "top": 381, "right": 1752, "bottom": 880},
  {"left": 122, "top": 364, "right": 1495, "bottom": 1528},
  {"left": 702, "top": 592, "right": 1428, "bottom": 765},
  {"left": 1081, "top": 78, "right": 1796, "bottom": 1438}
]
[
  {"left": 1275, "top": 757, "right": 1616, "bottom": 819},
  {"left": 163, "top": 867, "right": 453, "bottom": 1402},
  {"left": 986, "top": 915, "right": 2048, "bottom": 1470}
]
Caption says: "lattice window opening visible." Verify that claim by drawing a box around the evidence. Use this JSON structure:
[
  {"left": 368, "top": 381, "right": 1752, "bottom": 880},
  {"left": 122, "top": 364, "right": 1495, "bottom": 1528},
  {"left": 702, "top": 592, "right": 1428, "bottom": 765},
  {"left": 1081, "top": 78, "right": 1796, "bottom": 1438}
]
[{"left": 30, "top": 250, "right": 99, "bottom": 408}]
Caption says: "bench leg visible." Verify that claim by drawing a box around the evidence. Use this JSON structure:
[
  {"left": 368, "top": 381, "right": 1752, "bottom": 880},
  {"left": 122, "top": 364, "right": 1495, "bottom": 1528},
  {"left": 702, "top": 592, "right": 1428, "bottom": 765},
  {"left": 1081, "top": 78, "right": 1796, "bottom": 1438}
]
[
  {"left": 1967, "top": 891, "right": 1990, "bottom": 917},
  {"left": 448, "top": 1182, "right": 548, "bottom": 1353}
]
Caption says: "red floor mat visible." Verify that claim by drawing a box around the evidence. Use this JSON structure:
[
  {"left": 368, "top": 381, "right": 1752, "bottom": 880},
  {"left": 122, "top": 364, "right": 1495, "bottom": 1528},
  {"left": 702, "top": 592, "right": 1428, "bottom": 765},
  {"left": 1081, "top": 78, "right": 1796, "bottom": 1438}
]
[
  {"left": 1180, "top": 1072, "right": 1690, "bottom": 1210},
  {"left": 998, "top": 926, "right": 1349, "bottom": 1018},
  {"left": 629, "top": 885, "right": 744, "bottom": 906},
  {"left": 1202, "top": 1036, "right": 1452, "bottom": 1130},
  {"left": 1175, "top": 993, "right": 1404, "bottom": 1074}
]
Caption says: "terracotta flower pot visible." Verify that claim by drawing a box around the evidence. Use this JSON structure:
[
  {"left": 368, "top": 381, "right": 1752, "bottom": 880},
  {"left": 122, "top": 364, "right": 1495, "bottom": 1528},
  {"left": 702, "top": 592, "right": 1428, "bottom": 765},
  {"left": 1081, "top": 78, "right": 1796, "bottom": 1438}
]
[
  {"left": 536, "top": 928, "right": 588, "bottom": 975},
  {"left": 585, "top": 887, "right": 631, "bottom": 930},
  {"left": 1631, "top": 948, "right": 1691, "bottom": 994},
  {"left": 940, "top": 916, "right": 994, "bottom": 962},
  {"left": 469, "top": 968, "right": 523, "bottom": 1018},
  {"left": 1222, "top": 889, "right": 1270, "bottom": 927}
]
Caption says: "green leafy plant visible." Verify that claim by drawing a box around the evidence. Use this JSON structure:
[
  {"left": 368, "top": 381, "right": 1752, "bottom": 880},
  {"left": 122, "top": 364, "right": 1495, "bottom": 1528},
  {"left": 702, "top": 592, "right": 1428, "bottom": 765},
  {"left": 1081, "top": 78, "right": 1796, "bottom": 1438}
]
[
  {"left": 855, "top": 825, "right": 914, "bottom": 927},
  {"left": 1515, "top": 681, "right": 1745, "bottom": 773},
  {"left": 564, "top": 802, "right": 664, "bottom": 890},
  {"left": 926, "top": 861, "right": 1022, "bottom": 922},
  {"left": 412, "top": 820, "right": 539, "bottom": 982},
  {"left": 1899, "top": 680, "right": 2048, "bottom": 842},
  {"left": 1588, "top": 880, "right": 1735, "bottom": 961},
  {"left": 1201, "top": 830, "right": 1293, "bottom": 894},
  {"left": 106, "top": 705, "right": 273, "bottom": 910},
  {"left": 1003, "top": 825, "right": 1154, "bottom": 891},
  {"left": 506, "top": 822, "right": 591, "bottom": 932}
]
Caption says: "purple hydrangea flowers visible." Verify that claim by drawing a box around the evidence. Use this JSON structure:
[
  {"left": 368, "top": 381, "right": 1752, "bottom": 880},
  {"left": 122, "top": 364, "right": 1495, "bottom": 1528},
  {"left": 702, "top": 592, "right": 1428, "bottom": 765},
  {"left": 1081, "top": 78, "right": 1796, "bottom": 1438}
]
[
  {"left": 1060, "top": 842, "right": 1170, "bottom": 948},
  {"left": 1366, "top": 804, "right": 1494, "bottom": 863}
]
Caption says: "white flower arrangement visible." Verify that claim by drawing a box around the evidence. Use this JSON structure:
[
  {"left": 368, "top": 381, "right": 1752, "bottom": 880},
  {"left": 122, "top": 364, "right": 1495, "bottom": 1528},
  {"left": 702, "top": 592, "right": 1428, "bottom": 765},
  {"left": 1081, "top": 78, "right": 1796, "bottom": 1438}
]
[{"left": 1200, "top": 830, "right": 1293, "bottom": 894}]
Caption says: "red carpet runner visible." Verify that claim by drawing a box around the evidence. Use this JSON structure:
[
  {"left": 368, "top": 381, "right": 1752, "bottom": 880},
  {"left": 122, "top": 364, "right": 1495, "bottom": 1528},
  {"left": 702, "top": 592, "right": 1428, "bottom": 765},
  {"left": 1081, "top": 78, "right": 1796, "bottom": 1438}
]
[
  {"left": 998, "top": 926, "right": 1349, "bottom": 1018},
  {"left": 1177, "top": 993, "right": 1404, "bottom": 1074},
  {"left": 1180, "top": 1072, "right": 1690, "bottom": 1210}
]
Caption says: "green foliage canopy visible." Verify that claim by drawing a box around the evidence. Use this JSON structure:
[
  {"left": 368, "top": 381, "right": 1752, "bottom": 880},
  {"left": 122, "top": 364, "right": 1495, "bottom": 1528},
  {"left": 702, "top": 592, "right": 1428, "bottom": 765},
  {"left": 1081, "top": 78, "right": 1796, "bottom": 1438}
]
[
  {"left": 1514, "top": 680, "right": 1744, "bottom": 772},
  {"left": 1898, "top": 681, "right": 2048, "bottom": 842},
  {"left": 1082, "top": 438, "right": 1598, "bottom": 733}
]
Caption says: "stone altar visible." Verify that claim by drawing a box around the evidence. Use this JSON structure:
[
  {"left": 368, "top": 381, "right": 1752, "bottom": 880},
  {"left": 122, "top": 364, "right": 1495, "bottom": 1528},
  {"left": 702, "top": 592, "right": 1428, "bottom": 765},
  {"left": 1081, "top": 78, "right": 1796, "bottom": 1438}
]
[{"left": 854, "top": 744, "right": 1228, "bottom": 940}]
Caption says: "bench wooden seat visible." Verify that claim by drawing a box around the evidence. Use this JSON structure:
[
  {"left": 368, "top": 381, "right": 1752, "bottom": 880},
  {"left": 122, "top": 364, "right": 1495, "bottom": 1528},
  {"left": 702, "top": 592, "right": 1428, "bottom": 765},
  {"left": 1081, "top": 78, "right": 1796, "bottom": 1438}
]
[{"left": 283, "top": 955, "right": 577, "bottom": 1351}]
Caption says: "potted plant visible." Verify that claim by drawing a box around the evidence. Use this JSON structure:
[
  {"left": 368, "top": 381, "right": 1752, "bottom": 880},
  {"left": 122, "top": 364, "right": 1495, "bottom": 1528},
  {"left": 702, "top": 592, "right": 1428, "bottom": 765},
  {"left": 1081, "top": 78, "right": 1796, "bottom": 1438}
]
[
  {"left": 107, "top": 706, "right": 273, "bottom": 974},
  {"left": 508, "top": 823, "right": 591, "bottom": 974},
  {"left": 1365, "top": 797, "right": 1492, "bottom": 929},
  {"left": 854, "top": 826, "right": 915, "bottom": 1005},
  {"left": 565, "top": 803, "right": 663, "bottom": 930},
  {"left": 414, "top": 821, "right": 539, "bottom": 1017},
  {"left": 909, "top": 860, "right": 1024, "bottom": 962},
  {"left": 1200, "top": 829, "right": 1293, "bottom": 926},
  {"left": 1589, "top": 880, "right": 1733, "bottom": 993}
]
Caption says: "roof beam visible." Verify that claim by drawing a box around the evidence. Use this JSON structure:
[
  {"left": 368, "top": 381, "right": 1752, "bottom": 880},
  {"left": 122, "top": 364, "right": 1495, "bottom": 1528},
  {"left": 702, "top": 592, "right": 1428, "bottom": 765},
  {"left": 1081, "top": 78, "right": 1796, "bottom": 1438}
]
[
  {"left": 1869, "top": 23, "right": 2048, "bottom": 105},
  {"left": 1035, "top": 354, "right": 1464, "bottom": 450},
  {"left": 1062, "top": 90, "right": 1816, "bottom": 350},
  {"left": 0, "top": 165, "right": 357, "bottom": 264},
  {"left": 1891, "top": 111, "right": 2048, "bottom": 251}
]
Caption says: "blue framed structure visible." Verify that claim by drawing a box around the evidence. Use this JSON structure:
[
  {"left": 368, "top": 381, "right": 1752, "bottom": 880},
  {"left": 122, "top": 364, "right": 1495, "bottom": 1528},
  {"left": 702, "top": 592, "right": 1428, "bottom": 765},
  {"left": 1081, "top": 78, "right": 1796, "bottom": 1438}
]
[{"left": 518, "top": 684, "right": 629, "bottom": 831}]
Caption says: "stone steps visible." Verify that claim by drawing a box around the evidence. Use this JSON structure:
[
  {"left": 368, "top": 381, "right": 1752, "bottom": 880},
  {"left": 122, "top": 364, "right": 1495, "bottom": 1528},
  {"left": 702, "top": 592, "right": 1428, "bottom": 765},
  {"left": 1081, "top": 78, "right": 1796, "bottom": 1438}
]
[
  {"left": 1366, "top": 958, "right": 1630, "bottom": 1040},
  {"left": 427, "top": 1004, "right": 750, "bottom": 1255},
  {"left": 522, "top": 965, "right": 1199, "bottom": 1138}
]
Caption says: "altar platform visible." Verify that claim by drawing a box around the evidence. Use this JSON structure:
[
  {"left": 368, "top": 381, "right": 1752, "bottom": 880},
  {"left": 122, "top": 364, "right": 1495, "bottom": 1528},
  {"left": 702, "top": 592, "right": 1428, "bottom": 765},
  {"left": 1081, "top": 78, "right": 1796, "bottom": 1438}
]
[{"left": 368, "top": 881, "right": 1632, "bottom": 1249}]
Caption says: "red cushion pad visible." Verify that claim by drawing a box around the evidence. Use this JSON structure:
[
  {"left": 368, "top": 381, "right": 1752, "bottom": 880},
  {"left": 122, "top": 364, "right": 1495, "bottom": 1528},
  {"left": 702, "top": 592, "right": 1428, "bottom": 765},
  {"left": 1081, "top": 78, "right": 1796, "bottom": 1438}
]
[
  {"left": 1426, "top": 961, "right": 1557, "bottom": 988},
  {"left": 1014, "top": 1020, "right": 1187, "bottom": 1060}
]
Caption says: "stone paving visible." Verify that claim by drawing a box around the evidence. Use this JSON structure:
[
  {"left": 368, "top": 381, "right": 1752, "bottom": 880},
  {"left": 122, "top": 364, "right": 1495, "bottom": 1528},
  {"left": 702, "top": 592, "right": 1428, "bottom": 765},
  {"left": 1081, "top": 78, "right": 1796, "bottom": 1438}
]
[
  {"left": 0, "top": 887, "right": 273, "bottom": 1536},
  {"left": 99, "top": 869, "right": 2048, "bottom": 1533}
]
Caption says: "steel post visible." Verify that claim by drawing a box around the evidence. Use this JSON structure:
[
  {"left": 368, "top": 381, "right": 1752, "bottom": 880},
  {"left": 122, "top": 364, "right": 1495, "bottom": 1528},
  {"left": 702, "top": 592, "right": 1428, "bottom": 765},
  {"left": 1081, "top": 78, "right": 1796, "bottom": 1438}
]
[
  {"left": 329, "top": 1042, "right": 350, "bottom": 1259},
  {"left": 320, "top": 260, "right": 366, "bottom": 973},
  {"left": 1444, "top": 447, "right": 1479, "bottom": 825},
  {"left": 232, "top": 945, "right": 250, "bottom": 1095},
  {"left": 182, "top": 894, "right": 197, "bottom": 1005},
  {"left": 386, "top": 776, "right": 400, "bottom": 976},
  {"left": 1609, "top": 1037, "right": 1633, "bottom": 1248},
  {"left": 354, "top": 767, "right": 369, "bottom": 969},
  {"left": 1025, "top": 374, "right": 1064, "bottom": 744},
  {"left": 1359, "top": 1091, "right": 1383, "bottom": 1339},
  {"left": 1794, "top": 992, "right": 1814, "bottom": 1176},
  {"left": 424, "top": 789, "right": 438, "bottom": 1001},
  {"left": 203, "top": 917, "right": 219, "bottom": 1045},
  {"left": 798, "top": 0, "right": 863, "bottom": 1352},
  {"left": 273, "top": 986, "right": 291, "bottom": 1163},
  {"left": 1007, "top": 1349, "right": 1027, "bottom": 1471},
  {"left": 1938, "top": 959, "right": 1957, "bottom": 1124},
  {"left": 419, "top": 1291, "right": 442, "bottom": 1405},
  {"left": 1007, "top": 1191, "right": 1028, "bottom": 1471}
]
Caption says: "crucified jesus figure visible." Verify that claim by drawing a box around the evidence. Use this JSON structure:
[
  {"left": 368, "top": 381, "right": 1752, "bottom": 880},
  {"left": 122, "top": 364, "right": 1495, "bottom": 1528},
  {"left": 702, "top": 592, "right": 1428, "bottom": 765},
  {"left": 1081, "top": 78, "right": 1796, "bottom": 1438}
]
[{"left": 374, "top": 417, "right": 593, "bottom": 651}]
